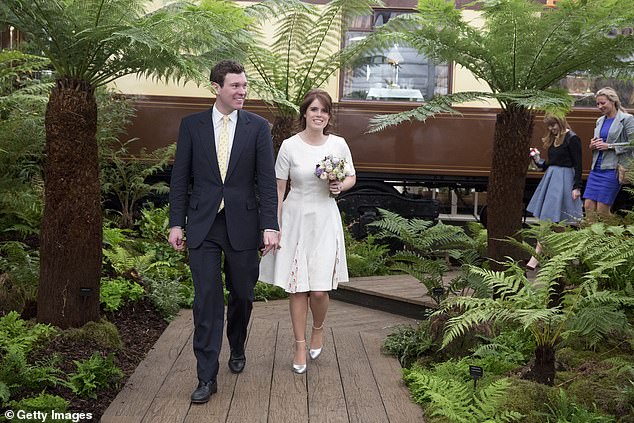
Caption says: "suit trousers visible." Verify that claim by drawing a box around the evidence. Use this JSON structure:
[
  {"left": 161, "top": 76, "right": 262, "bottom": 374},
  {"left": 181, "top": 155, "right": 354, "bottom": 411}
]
[{"left": 188, "top": 212, "right": 259, "bottom": 382}]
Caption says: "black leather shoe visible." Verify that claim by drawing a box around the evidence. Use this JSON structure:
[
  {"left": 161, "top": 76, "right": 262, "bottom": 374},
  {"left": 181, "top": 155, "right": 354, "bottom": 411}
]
[
  {"left": 190, "top": 380, "right": 217, "bottom": 404},
  {"left": 228, "top": 351, "right": 246, "bottom": 374}
]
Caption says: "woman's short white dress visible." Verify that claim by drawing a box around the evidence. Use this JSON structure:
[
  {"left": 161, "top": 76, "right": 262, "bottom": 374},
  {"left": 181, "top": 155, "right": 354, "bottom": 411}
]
[{"left": 259, "top": 134, "right": 355, "bottom": 293}]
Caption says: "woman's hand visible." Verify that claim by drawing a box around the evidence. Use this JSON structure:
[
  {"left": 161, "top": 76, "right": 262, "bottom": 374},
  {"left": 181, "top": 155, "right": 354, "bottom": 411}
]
[
  {"left": 572, "top": 188, "right": 581, "bottom": 201},
  {"left": 590, "top": 137, "right": 609, "bottom": 150},
  {"left": 329, "top": 180, "right": 343, "bottom": 195}
]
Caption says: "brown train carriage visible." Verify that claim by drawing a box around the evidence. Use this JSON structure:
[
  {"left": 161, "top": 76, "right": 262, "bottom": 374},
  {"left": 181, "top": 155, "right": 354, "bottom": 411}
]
[{"left": 126, "top": 95, "right": 605, "bottom": 227}]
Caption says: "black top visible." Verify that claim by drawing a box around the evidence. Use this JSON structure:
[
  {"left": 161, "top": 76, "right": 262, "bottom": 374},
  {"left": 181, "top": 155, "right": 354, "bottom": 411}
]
[{"left": 538, "top": 130, "right": 583, "bottom": 189}]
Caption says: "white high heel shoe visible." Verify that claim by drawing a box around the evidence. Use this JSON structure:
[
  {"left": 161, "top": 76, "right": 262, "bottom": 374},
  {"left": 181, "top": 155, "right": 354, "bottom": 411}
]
[
  {"left": 292, "top": 340, "right": 307, "bottom": 374},
  {"left": 309, "top": 325, "right": 324, "bottom": 360}
]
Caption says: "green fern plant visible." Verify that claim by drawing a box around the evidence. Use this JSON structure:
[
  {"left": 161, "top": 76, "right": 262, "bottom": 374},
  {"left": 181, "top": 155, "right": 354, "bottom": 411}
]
[
  {"left": 0, "top": 311, "right": 56, "bottom": 354},
  {"left": 0, "top": 242, "right": 40, "bottom": 313},
  {"left": 344, "top": 223, "right": 390, "bottom": 277},
  {"left": 403, "top": 364, "right": 523, "bottom": 422},
  {"left": 101, "top": 140, "right": 175, "bottom": 229},
  {"left": 102, "top": 238, "right": 156, "bottom": 278},
  {"left": 537, "top": 388, "right": 615, "bottom": 423},
  {"left": 0, "top": 51, "right": 48, "bottom": 240},
  {"left": 437, "top": 256, "right": 634, "bottom": 385},
  {"left": 0, "top": 347, "right": 64, "bottom": 393},
  {"left": 137, "top": 204, "right": 171, "bottom": 243},
  {"left": 7, "top": 393, "right": 69, "bottom": 418},
  {"left": 100, "top": 277, "right": 144, "bottom": 312},
  {"left": 241, "top": 0, "right": 383, "bottom": 151},
  {"left": 369, "top": 209, "right": 484, "bottom": 302},
  {"left": 65, "top": 353, "right": 124, "bottom": 399}
]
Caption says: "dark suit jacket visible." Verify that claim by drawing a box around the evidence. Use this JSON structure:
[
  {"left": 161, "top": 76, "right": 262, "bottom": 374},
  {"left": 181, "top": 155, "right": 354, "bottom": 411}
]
[{"left": 169, "top": 108, "right": 279, "bottom": 250}]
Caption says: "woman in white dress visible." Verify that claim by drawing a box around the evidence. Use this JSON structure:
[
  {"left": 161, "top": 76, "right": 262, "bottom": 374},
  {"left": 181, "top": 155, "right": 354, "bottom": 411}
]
[{"left": 259, "top": 89, "right": 356, "bottom": 374}]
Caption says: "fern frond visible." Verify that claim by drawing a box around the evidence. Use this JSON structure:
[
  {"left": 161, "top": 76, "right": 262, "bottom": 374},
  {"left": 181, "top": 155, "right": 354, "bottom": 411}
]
[
  {"left": 368, "top": 91, "right": 493, "bottom": 133},
  {"left": 565, "top": 305, "right": 631, "bottom": 348},
  {"left": 403, "top": 367, "right": 522, "bottom": 422}
]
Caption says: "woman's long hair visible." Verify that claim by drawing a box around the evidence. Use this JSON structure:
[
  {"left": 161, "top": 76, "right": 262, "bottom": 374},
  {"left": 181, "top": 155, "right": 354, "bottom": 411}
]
[{"left": 542, "top": 115, "right": 570, "bottom": 149}]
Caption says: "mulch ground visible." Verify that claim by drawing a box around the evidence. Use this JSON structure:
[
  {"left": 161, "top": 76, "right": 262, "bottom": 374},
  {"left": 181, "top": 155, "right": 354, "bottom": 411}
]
[{"left": 12, "top": 298, "right": 168, "bottom": 422}]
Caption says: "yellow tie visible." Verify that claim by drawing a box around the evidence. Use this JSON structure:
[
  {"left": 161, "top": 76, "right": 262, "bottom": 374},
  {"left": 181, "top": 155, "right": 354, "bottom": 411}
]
[{"left": 217, "top": 115, "right": 229, "bottom": 211}]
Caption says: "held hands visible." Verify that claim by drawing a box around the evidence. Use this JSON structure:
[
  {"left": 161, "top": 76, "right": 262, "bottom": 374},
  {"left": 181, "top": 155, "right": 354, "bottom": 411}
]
[
  {"left": 261, "top": 230, "right": 281, "bottom": 256},
  {"left": 168, "top": 226, "right": 186, "bottom": 251},
  {"left": 590, "top": 137, "right": 610, "bottom": 151}
]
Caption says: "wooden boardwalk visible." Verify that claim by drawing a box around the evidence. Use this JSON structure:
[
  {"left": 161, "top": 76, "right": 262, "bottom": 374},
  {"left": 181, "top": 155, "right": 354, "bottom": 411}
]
[{"left": 101, "top": 297, "right": 425, "bottom": 423}]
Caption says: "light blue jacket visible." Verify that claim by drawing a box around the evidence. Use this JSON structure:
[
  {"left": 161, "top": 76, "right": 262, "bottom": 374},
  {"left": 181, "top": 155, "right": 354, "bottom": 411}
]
[{"left": 591, "top": 110, "right": 634, "bottom": 170}]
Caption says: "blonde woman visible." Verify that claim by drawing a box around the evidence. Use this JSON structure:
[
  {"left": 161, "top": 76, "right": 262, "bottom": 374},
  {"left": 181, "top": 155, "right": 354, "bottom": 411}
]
[
  {"left": 526, "top": 115, "right": 583, "bottom": 270},
  {"left": 583, "top": 87, "right": 634, "bottom": 218}
]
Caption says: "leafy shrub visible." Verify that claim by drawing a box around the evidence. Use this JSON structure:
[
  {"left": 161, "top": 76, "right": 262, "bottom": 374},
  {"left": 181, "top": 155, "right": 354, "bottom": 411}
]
[
  {"left": 146, "top": 277, "right": 184, "bottom": 320},
  {"left": 253, "top": 281, "right": 287, "bottom": 302},
  {"left": 99, "top": 278, "right": 144, "bottom": 312},
  {"left": 65, "top": 353, "right": 123, "bottom": 399},
  {"left": 382, "top": 323, "right": 434, "bottom": 367}
]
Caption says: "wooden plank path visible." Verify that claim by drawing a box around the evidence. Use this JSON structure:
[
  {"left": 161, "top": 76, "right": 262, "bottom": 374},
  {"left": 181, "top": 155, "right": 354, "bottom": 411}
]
[
  {"left": 102, "top": 297, "right": 425, "bottom": 423},
  {"left": 331, "top": 271, "right": 461, "bottom": 319}
]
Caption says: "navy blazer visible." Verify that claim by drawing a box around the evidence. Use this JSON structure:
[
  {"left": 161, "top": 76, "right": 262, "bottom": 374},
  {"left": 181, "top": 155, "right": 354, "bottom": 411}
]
[{"left": 169, "top": 108, "right": 279, "bottom": 250}]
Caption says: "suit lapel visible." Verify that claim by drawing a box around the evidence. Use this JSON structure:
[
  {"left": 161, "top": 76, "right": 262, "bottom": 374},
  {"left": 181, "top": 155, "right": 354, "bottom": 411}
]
[
  {"left": 225, "top": 110, "right": 250, "bottom": 181},
  {"left": 197, "top": 109, "right": 222, "bottom": 181},
  {"left": 595, "top": 116, "right": 604, "bottom": 138},
  {"left": 608, "top": 111, "right": 625, "bottom": 143}
]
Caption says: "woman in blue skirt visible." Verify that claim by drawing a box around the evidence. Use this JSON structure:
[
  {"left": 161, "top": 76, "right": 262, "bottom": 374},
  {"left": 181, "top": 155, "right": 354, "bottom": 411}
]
[
  {"left": 583, "top": 87, "right": 634, "bottom": 219},
  {"left": 526, "top": 115, "right": 583, "bottom": 270}
]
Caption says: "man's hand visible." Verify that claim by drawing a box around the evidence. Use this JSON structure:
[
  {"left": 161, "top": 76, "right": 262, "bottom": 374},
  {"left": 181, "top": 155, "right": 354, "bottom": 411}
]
[
  {"left": 261, "top": 230, "right": 281, "bottom": 256},
  {"left": 169, "top": 226, "right": 186, "bottom": 251}
]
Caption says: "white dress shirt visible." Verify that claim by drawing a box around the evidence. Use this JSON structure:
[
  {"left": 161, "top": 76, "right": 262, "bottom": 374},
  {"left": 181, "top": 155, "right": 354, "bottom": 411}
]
[{"left": 212, "top": 105, "right": 238, "bottom": 165}]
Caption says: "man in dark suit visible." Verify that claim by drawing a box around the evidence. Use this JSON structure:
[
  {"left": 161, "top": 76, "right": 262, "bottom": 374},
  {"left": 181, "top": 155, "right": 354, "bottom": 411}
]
[{"left": 168, "top": 60, "right": 280, "bottom": 404}]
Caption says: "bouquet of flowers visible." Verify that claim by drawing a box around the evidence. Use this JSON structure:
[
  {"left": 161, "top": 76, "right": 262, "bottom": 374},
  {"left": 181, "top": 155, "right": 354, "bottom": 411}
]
[
  {"left": 315, "top": 155, "right": 349, "bottom": 195},
  {"left": 528, "top": 147, "right": 541, "bottom": 170}
]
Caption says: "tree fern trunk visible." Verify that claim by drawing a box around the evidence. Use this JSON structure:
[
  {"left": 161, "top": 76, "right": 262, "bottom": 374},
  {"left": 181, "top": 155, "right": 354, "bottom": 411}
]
[
  {"left": 486, "top": 107, "right": 534, "bottom": 270},
  {"left": 526, "top": 344, "right": 556, "bottom": 385},
  {"left": 37, "top": 77, "right": 102, "bottom": 328}
]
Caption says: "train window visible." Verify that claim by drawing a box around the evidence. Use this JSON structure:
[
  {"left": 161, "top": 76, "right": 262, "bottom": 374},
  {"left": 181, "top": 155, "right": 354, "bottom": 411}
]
[{"left": 341, "top": 10, "right": 449, "bottom": 102}]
